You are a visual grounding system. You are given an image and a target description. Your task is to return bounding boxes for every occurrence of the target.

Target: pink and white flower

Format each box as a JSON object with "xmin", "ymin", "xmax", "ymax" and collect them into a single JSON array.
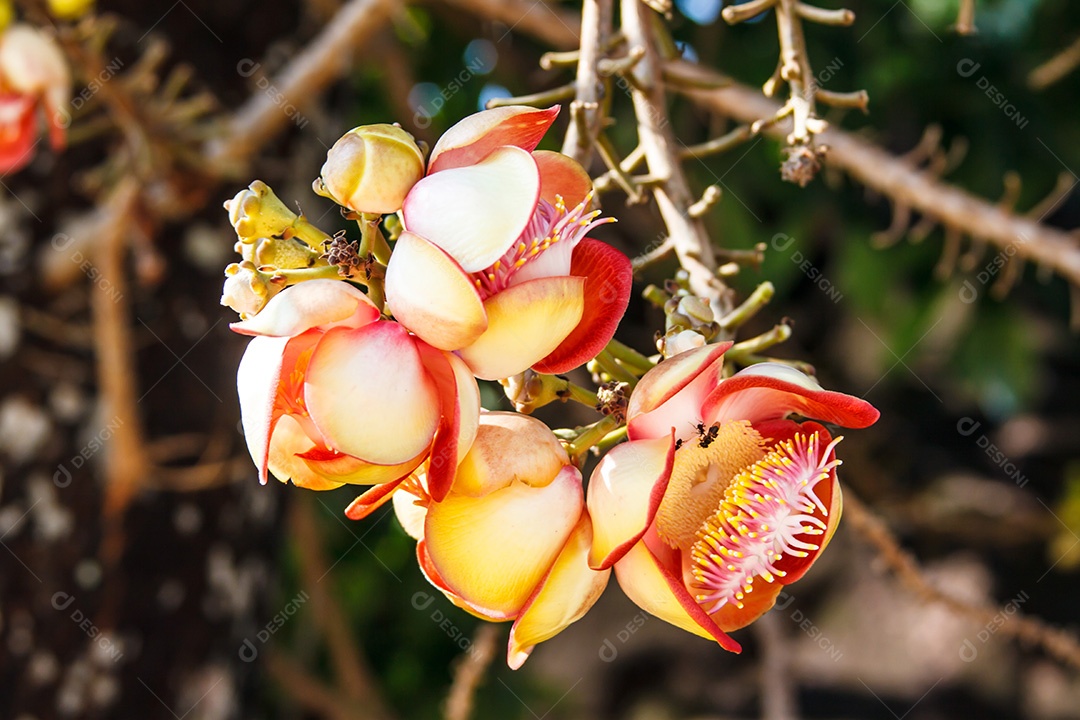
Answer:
[
  {"xmin": 384, "ymin": 105, "xmax": 632, "ymax": 380},
  {"xmin": 387, "ymin": 412, "xmax": 609, "ymax": 669},
  {"xmin": 586, "ymin": 343, "xmax": 879, "ymax": 651},
  {"xmin": 0, "ymin": 24, "xmax": 69, "ymax": 173},
  {"xmin": 232, "ymin": 279, "xmax": 479, "ymax": 501}
]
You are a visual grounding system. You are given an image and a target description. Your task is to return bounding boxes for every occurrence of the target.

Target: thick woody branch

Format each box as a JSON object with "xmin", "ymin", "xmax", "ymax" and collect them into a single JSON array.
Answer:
[
  {"xmin": 684, "ymin": 75, "xmax": 1080, "ymax": 287},
  {"xmin": 205, "ymin": 0, "xmax": 395, "ymax": 172},
  {"xmin": 620, "ymin": 0, "xmax": 726, "ymax": 307},
  {"xmin": 561, "ymin": 0, "xmax": 611, "ymax": 164}
]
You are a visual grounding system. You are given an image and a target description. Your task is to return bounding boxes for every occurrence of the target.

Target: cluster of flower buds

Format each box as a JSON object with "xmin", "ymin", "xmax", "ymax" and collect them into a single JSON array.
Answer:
[{"xmin": 222, "ymin": 106, "xmax": 878, "ymax": 668}]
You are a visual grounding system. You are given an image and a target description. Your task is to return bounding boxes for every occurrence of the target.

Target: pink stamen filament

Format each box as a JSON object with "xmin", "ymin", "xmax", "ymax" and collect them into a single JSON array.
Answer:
[
  {"xmin": 471, "ymin": 192, "xmax": 613, "ymax": 297},
  {"xmin": 690, "ymin": 432, "xmax": 843, "ymax": 612}
]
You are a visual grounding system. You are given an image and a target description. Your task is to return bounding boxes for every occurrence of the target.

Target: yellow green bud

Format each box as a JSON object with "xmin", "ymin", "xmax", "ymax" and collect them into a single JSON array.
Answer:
[
  {"xmin": 224, "ymin": 181, "xmax": 299, "ymax": 244},
  {"xmin": 313, "ymin": 124, "xmax": 425, "ymax": 215}
]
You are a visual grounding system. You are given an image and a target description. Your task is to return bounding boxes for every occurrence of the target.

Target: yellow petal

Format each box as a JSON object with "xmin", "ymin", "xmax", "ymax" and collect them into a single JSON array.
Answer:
[
  {"xmin": 304, "ymin": 323, "xmax": 439, "ymax": 464},
  {"xmin": 586, "ymin": 435, "xmax": 674, "ymax": 570},
  {"xmin": 385, "ymin": 232, "xmax": 487, "ymax": 351},
  {"xmin": 425, "ymin": 465, "xmax": 583, "ymax": 618},
  {"xmin": 508, "ymin": 514, "xmax": 610, "ymax": 669},
  {"xmin": 266, "ymin": 414, "xmax": 344, "ymax": 491},
  {"xmin": 458, "ymin": 276, "xmax": 585, "ymax": 381},
  {"xmin": 453, "ymin": 412, "xmax": 569, "ymax": 497}
]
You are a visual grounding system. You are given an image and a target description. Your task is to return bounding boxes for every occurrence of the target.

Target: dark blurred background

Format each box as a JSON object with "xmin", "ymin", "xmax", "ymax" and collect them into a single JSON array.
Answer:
[{"xmin": 1, "ymin": 0, "xmax": 1079, "ymax": 717}]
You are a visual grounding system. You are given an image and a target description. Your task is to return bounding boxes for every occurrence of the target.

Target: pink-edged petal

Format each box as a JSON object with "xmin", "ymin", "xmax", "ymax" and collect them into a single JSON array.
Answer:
[
  {"xmin": 417, "ymin": 540, "xmax": 510, "ymax": 621},
  {"xmin": 587, "ymin": 435, "xmax": 674, "ymax": 570},
  {"xmin": 264, "ymin": 414, "xmax": 344, "ymax": 491},
  {"xmin": 508, "ymin": 514, "xmax": 611, "ymax": 669},
  {"xmin": 453, "ymin": 412, "xmax": 569, "ymax": 498},
  {"xmin": 402, "ymin": 146, "xmax": 540, "ymax": 273},
  {"xmin": 305, "ymin": 322, "xmax": 440, "ymax": 464},
  {"xmin": 416, "ymin": 343, "xmax": 481, "ymax": 502},
  {"xmin": 425, "ymin": 465, "xmax": 584, "ymax": 618},
  {"xmin": 533, "ymin": 150, "xmax": 593, "ymax": 208},
  {"xmin": 345, "ymin": 476, "xmax": 411, "ymax": 521},
  {"xmin": 614, "ymin": 534, "xmax": 741, "ymax": 653},
  {"xmin": 237, "ymin": 335, "xmax": 291, "ymax": 484},
  {"xmin": 458, "ymin": 276, "xmax": 584, "ymax": 380},
  {"xmin": 532, "ymin": 239, "xmax": 632, "ymax": 374},
  {"xmin": 230, "ymin": 279, "xmax": 379, "ymax": 338},
  {"xmin": 702, "ymin": 362, "xmax": 879, "ymax": 429},
  {"xmin": 385, "ymin": 232, "xmax": 487, "ymax": 351},
  {"xmin": 427, "ymin": 105, "xmax": 560, "ymax": 173},
  {"xmin": 626, "ymin": 343, "xmax": 732, "ymax": 441},
  {"xmin": 297, "ymin": 444, "xmax": 424, "ymax": 487}
]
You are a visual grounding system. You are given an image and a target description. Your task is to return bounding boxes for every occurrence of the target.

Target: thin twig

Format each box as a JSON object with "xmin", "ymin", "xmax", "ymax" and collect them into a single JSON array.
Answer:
[
  {"xmin": 291, "ymin": 497, "xmax": 396, "ymax": 719},
  {"xmin": 754, "ymin": 612, "xmax": 798, "ymax": 720},
  {"xmin": 687, "ymin": 78, "xmax": 1080, "ymax": 288},
  {"xmin": 1030, "ymin": 34, "xmax": 1080, "ymax": 90},
  {"xmin": 845, "ymin": 492, "xmax": 1080, "ymax": 672},
  {"xmin": 444, "ymin": 623, "xmax": 499, "ymax": 720},
  {"xmin": 561, "ymin": 0, "xmax": 611, "ymax": 164}
]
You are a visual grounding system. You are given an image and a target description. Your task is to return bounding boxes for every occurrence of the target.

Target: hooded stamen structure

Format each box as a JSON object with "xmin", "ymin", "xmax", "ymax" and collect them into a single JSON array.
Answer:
[
  {"xmin": 690, "ymin": 432, "xmax": 843, "ymax": 612},
  {"xmin": 472, "ymin": 191, "xmax": 613, "ymax": 297}
]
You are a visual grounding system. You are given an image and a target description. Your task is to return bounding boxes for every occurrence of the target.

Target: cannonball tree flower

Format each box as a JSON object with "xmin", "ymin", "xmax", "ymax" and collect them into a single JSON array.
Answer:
[
  {"xmin": 378, "ymin": 411, "xmax": 609, "ymax": 669},
  {"xmin": 586, "ymin": 343, "xmax": 878, "ymax": 652},
  {"xmin": 0, "ymin": 23, "xmax": 69, "ymax": 173},
  {"xmin": 384, "ymin": 105, "xmax": 632, "ymax": 380},
  {"xmin": 232, "ymin": 279, "xmax": 479, "ymax": 501}
]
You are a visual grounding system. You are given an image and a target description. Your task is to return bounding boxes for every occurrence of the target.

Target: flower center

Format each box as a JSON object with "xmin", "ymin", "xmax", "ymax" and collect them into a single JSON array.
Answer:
[
  {"xmin": 471, "ymin": 192, "xmax": 612, "ymax": 297},
  {"xmin": 689, "ymin": 432, "xmax": 842, "ymax": 613},
  {"xmin": 653, "ymin": 420, "xmax": 767, "ymax": 548}
]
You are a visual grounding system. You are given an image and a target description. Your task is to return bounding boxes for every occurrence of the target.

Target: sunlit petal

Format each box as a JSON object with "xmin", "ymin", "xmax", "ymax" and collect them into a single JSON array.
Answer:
[
  {"xmin": 427, "ymin": 105, "xmax": 559, "ymax": 173},
  {"xmin": 402, "ymin": 146, "xmax": 540, "ymax": 273},
  {"xmin": 231, "ymin": 279, "xmax": 379, "ymax": 338}
]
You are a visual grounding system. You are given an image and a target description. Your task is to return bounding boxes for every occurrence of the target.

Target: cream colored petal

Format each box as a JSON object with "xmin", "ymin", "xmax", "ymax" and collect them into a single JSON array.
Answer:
[
  {"xmin": 626, "ymin": 342, "xmax": 731, "ymax": 442},
  {"xmin": 508, "ymin": 514, "xmax": 611, "ymax": 669},
  {"xmin": 453, "ymin": 412, "xmax": 569, "ymax": 497},
  {"xmin": 385, "ymin": 232, "xmax": 487, "ymax": 351},
  {"xmin": 427, "ymin": 105, "xmax": 559, "ymax": 172},
  {"xmin": 401, "ymin": 146, "xmax": 539, "ymax": 273},
  {"xmin": 231, "ymin": 279, "xmax": 379, "ymax": 338},
  {"xmin": 304, "ymin": 322, "xmax": 440, "ymax": 464},
  {"xmin": 237, "ymin": 335, "xmax": 291, "ymax": 483},
  {"xmin": 586, "ymin": 436, "xmax": 674, "ymax": 570},
  {"xmin": 392, "ymin": 485, "xmax": 428, "ymax": 541},
  {"xmin": 457, "ymin": 276, "xmax": 584, "ymax": 381},
  {"xmin": 425, "ymin": 465, "xmax": 583, "ymax": 618}
]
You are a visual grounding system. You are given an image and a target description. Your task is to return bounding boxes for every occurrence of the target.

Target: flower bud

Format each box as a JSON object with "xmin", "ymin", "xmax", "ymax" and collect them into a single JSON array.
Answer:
[
  {"xmin": 313, "ymin": 124, "xmax": 424, "ymax": 215},
  {"xmin": 47, "ymin": 0, "xmax": 95, "ymax": 20},
  {"xmin": 238, "ymin": 236, "xmax": 325, "ymax": 270},
  {"xmin": 224, "ymin": 181, "xmax": 298, "ymax": 244},
  {"xmin": 221, "ymin": 262, "xmax": 280, "ymax": 318}
]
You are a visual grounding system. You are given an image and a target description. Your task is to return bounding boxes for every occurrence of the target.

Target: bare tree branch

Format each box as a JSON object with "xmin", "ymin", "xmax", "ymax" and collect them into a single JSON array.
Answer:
[{"xmin": 681, "ymin": 71, "xmax": 1080, "ymax": 287}]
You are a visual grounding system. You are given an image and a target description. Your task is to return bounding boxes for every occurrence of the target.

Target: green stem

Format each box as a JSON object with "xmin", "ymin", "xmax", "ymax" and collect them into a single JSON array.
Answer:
[
  {"xmin": 717, "ymin": 281, "xmax": 775, "ymax": 332},
  {"xmin": 595, "ymin": 425, "xmax": 628, "ymax": 453},
  {"xmin": 359, "ymin": 214, "xmax": 392, "ymax": 265},
  {"xmin": 726, "ymin": 322, "xmax": 792, "ymax": 359},
  {"xmin": 567, "ymin": 415, "xmax": 622, "ymax": 459},
  {"xmin": 604, "ymin": 338, "xmax": 655, "ymax": 374},
  {"xmin": 594, "ymin": 349, "xmax": 639, "ymax": 385},
  {"xmin": 292, "ymin": 217, "xmax": 332, "ymax": 248},
  {"xmin": 272, "ymin": 265, "xmax": 351, "ymax": 284}
]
